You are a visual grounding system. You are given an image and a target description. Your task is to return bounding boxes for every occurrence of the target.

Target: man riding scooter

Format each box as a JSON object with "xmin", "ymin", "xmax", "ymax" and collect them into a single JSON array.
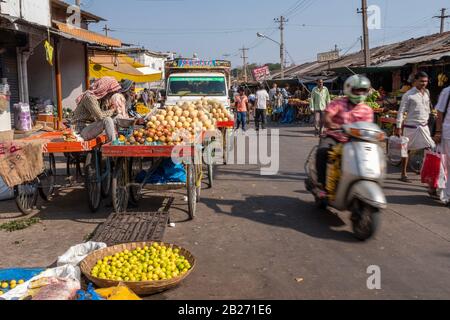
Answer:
[
  {"xmin": 315, "ymin": 75, "xmax": 375, "ymax": 196},
  {"xmin": 306, "ymin": 74, "xmax": 387, "ymax": 240}
]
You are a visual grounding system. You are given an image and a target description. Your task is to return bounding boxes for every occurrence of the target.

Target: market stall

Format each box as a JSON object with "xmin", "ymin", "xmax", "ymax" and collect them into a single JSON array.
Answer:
[
  {"xmin": 101, "ymin": 99, "xmax": 233, "ymax": 217},
  {"xmin": 289, "ymin": 98, "xmax": 312, "ymax": 123}
]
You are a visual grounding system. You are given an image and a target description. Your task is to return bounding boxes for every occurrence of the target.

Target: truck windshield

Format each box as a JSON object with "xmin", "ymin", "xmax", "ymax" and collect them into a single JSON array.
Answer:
[{"xmin": 168, "ymin": 77, "xmax": 227, "ymax": 96}]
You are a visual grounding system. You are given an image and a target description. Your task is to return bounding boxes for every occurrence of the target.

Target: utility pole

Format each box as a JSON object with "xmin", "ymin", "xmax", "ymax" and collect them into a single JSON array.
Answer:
[
  {"xmin": 75, "ymin": 0, "xmax": 81, "ymax": 6},
  {"xmin": 275, "ymin": 16, "xmax": 287, "ymax": 79},
  {"xmin": 239, "ymin": 47, "xmax": 249, "ymax": 83},
  {"xmin": 360, "ymin": 36, "xmax": 363, "ymax": 51},
  {"xmin": 103, "ymin": 25, "xmax": 113, "ymax": 37},
  {"xmin": 357, "ymin": 0, "xmax": 371, "ymax": 67},
  {"xmin": 434, "ymin": 8, "xmax": 450, "ymax": 34}
]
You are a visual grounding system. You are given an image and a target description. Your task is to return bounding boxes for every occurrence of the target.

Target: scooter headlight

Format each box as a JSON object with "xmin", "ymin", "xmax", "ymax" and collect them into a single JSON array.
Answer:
[{"xmin": 349, "ymin": 128, "xmax": 385, "ymax": 143}]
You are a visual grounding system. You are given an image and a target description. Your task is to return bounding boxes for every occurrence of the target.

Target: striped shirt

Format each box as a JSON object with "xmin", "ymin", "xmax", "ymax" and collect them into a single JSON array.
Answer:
[{"xmin": 72, "ymin": 92, "xmax": 115, "ymax": 133}]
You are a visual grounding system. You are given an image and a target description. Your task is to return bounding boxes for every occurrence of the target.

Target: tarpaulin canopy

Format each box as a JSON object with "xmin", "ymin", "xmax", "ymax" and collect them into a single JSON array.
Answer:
[{"xmin": 89, "ymin": 53, "xmax": 163, "ymax": 83}]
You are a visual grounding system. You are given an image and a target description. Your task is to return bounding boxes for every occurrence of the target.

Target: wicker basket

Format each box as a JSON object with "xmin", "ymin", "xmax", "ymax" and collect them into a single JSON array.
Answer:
[{"xmin": 80, "ymin": 242, "xmax": 196, "ymax": 296}]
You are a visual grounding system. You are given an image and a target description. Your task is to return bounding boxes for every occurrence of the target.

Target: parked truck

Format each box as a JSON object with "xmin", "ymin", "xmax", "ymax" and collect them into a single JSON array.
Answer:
[{"xmin": 164, "ymin": 59, "xmax": 232, "ymax": 108}]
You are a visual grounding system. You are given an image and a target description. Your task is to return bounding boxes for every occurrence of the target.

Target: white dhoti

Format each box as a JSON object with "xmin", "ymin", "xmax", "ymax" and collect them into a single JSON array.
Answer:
[
  {"xmin": 440, "ymin": 140, "xmax": 450, "ymax": 204},
  {"xmin": 403, "ymin": 125, "xmax": 436, "ymax": 151}
]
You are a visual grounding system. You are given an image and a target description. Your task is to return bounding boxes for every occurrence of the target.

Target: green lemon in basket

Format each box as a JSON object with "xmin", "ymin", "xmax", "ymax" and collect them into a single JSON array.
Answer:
[
  {"xmin": 124, "ymin": 277, "xmax": 130, "ymax": 282},
  {"xmin": 1, "ymin": 282, "xmax": 8, "ymax": 289},
  {"xmin": 144, "ymin": 246, "xmax": 149, "ymax": 251}
]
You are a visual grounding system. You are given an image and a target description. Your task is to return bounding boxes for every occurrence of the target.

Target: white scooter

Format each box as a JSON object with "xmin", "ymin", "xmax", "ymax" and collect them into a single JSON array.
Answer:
[{"xmin": 305, "ymin": 122, "xmax": 387, "ymax": 241}]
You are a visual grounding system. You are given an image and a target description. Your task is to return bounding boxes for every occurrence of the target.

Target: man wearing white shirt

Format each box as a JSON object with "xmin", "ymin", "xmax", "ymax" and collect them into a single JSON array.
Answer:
[
  {"xmin": 255, "ymin": 84, "xmax": 270, "ymax": 131},
  {"xmin": 432, "ymin": 85, "xmax": 450, "ymax": 204},
  {"xmin": 396, "ymin": 72, "xmax": 435, "ymax": 183}
]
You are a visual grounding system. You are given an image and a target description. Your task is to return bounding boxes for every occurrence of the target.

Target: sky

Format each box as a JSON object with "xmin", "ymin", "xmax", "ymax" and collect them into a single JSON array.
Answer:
[{"xmin": 73, "ymin": 0, "xmax": 450, "ymax": 67}]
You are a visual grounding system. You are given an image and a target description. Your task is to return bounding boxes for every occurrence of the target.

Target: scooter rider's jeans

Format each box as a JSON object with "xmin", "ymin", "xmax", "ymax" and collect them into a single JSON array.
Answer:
[{"xmin": 316, "ymin": 137, "xmax": 338, "ymax": 187}]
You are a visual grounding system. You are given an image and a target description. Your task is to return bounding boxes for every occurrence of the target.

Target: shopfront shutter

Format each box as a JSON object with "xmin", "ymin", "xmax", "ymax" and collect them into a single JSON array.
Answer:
[{"xmin": 0, "ymin": 48, "xmax": 20, "ymax": 127}]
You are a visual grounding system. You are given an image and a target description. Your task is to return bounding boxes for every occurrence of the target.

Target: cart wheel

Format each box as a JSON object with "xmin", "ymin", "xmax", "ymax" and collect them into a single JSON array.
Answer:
[
  {"xmin": 38, "ymin": 154, "xmax": 56, "ymax": 201},
  {"xmin": 15, "ymin": 180, "xmax": 39, "ymax": 216},
  {"xmin": 129, "ymin": 158, "xmax": 143, "ymax": 206},
  {"xmin": 85, "ymin": 152, "xmax": 102, "ymax": 213},
  {"xmin": 112, "ymin": 158, "xmax": 130, "ymax": 213},
  {"xmin": 186, "ymin": 164, "xmax": 197, "ymax": 220},
  {"xmin": 100, "ymin": 155, "xmax": 112, "ymax": 199}
]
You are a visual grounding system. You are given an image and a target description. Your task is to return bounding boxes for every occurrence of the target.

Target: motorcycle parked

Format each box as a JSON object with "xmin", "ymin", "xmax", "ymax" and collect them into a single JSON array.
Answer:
[{"xmin": 305, "ymin": 122, "xmax": 388, "ymax": 241}]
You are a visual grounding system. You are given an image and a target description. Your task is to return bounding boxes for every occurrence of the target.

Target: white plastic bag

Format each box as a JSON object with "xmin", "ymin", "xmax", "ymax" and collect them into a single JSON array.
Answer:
[
  {"xmin": 57, "ymin": 241, "xmax": 107, "ymax": 267},
  {"xmin": 1, "ymin": 265, "xmax": 80, "ymax": 300},
  {"xmin": 388, "ymin": 136, "xmax": 409, "ymax": 159}
]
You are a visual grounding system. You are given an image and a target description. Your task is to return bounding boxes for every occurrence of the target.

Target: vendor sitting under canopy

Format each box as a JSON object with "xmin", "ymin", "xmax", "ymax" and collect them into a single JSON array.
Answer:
[{"xmin": 72, "ymin": 77, "xmax": 122, "ymax": 142}]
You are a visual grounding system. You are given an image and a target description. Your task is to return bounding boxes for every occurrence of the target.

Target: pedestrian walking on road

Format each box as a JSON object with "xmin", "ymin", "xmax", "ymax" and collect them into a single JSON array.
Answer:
[
  {"xmin": 396, "ymin": 72, "xmax": 436, "ymax": 183},
  {"xmin": 432, "ymin": 85, "xmax": 450, "ymax": 204},
  {"xmin": 272, "ymin": 89, "xmax": 284, "ymax": 122},
  {"xmin": 235, "ymin": 88, "xmax": 249, "ymax": 132},
  {"xmin": 269, "ymin": 83, "xmax": 278, "ymax": 102},
  {"xmin": 255, "ymin": 84, "xmax": 270, "ymax": 131},
  {"xmin": 248, "ymin": 90, "xmax": 256, "ymax": 125},
  {"xmin": 310, "ymin": 79, "xmax": 331, "ymax": 136}
]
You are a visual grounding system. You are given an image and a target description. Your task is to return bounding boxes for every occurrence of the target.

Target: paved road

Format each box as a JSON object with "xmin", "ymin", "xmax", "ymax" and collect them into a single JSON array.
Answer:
[{"xmin": 1, "ymin": 125, "xmax": 450, "ymax": 299}]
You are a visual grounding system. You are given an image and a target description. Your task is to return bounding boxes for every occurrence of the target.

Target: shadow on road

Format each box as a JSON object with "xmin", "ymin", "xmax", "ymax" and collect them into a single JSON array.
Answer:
[
  {"xmin": 202, "ymin": 195, "xmax": 357, "ymax": 243},
  {"xmin": 217, "ymin": 168, "xmax": 306, "ymax": 182},
  {"xmin": 386, "ymin": 194, "xmax": 441, "ymax": 207}
]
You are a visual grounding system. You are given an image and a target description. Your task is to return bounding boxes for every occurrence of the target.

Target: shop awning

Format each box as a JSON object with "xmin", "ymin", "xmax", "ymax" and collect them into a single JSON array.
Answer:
[
  {"xmin": 54, "ymin": 21, "xmax": 122, "ymax": 47},
  {"xmin": 89, "ymin": 53, "xmax": 163, "ymax": 83},
  {"xmin": 376, "ymin": 51, "xmax": 450, "ymax": 68}
]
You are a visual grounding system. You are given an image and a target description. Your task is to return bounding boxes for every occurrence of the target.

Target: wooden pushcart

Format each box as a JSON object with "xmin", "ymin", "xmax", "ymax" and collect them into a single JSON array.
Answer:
[
  {"xmin": 102, "ymin": 143, "xmax": 203, "ymax": 220},
  {"xmin": 15, "ymin": 131, "xmax": 111, "ymax": 215}
]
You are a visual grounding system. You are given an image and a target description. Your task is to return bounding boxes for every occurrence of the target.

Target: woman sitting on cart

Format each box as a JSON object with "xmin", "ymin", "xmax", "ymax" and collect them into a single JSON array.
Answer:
[{"xmin": 72, "ymin": 77, "xmax": 122, "ymax": 142}]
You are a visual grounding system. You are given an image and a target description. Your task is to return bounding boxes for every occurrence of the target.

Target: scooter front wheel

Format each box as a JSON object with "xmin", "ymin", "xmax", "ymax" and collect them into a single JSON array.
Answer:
[{"xmin": 351, "ymin": 200, "xmax": 380, "ymax": 241}]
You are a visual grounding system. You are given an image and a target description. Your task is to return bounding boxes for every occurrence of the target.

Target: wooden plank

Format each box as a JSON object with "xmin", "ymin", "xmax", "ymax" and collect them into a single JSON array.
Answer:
[
  {"xmin": 102, "ymin": 143, "xmax": 194, "ymax": 158},
  {"xmin": 217, "ymin": 121, "xmax": 235, "ymax": 128}
]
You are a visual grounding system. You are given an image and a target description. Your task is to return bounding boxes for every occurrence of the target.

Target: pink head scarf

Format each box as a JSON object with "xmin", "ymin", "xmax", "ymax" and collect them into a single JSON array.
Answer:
[{"xmin": 76, "ymin": 77, "xmax": 121, "ymax": 105}]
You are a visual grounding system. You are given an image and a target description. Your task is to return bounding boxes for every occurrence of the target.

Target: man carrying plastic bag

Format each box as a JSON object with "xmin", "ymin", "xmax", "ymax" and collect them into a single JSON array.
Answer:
[{"xmin": 433, "ymin": 84, "xmax": 450, "ymax": 205}]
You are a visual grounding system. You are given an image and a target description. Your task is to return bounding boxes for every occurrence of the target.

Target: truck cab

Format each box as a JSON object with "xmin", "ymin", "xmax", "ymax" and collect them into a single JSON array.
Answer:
[{"xmin": 165, "ymin": 59, "xmax": 231, "ymax": 108}]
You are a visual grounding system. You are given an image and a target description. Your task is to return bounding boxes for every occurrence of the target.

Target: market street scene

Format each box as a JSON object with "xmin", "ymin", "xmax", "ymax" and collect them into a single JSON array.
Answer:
[{"xmin": 1, "ymin": 0, "xmax": 450, "ymax": 301}]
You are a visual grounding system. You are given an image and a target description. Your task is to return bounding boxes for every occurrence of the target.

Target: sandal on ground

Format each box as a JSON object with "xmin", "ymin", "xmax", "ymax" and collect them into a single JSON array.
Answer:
[{"xmin": 400, "ymin": 176, "xmax": 413, "ymax": 183}]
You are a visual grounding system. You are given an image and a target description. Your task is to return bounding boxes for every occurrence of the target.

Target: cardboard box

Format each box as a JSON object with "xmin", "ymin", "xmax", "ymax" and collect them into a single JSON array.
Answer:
[
  {"xmin": 38, "ymin": 114, "xmax": 55, "ymax": 123},
  {"xmin": 0, "ymin": 130, "xmax": 13, "ymax": 142}
]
